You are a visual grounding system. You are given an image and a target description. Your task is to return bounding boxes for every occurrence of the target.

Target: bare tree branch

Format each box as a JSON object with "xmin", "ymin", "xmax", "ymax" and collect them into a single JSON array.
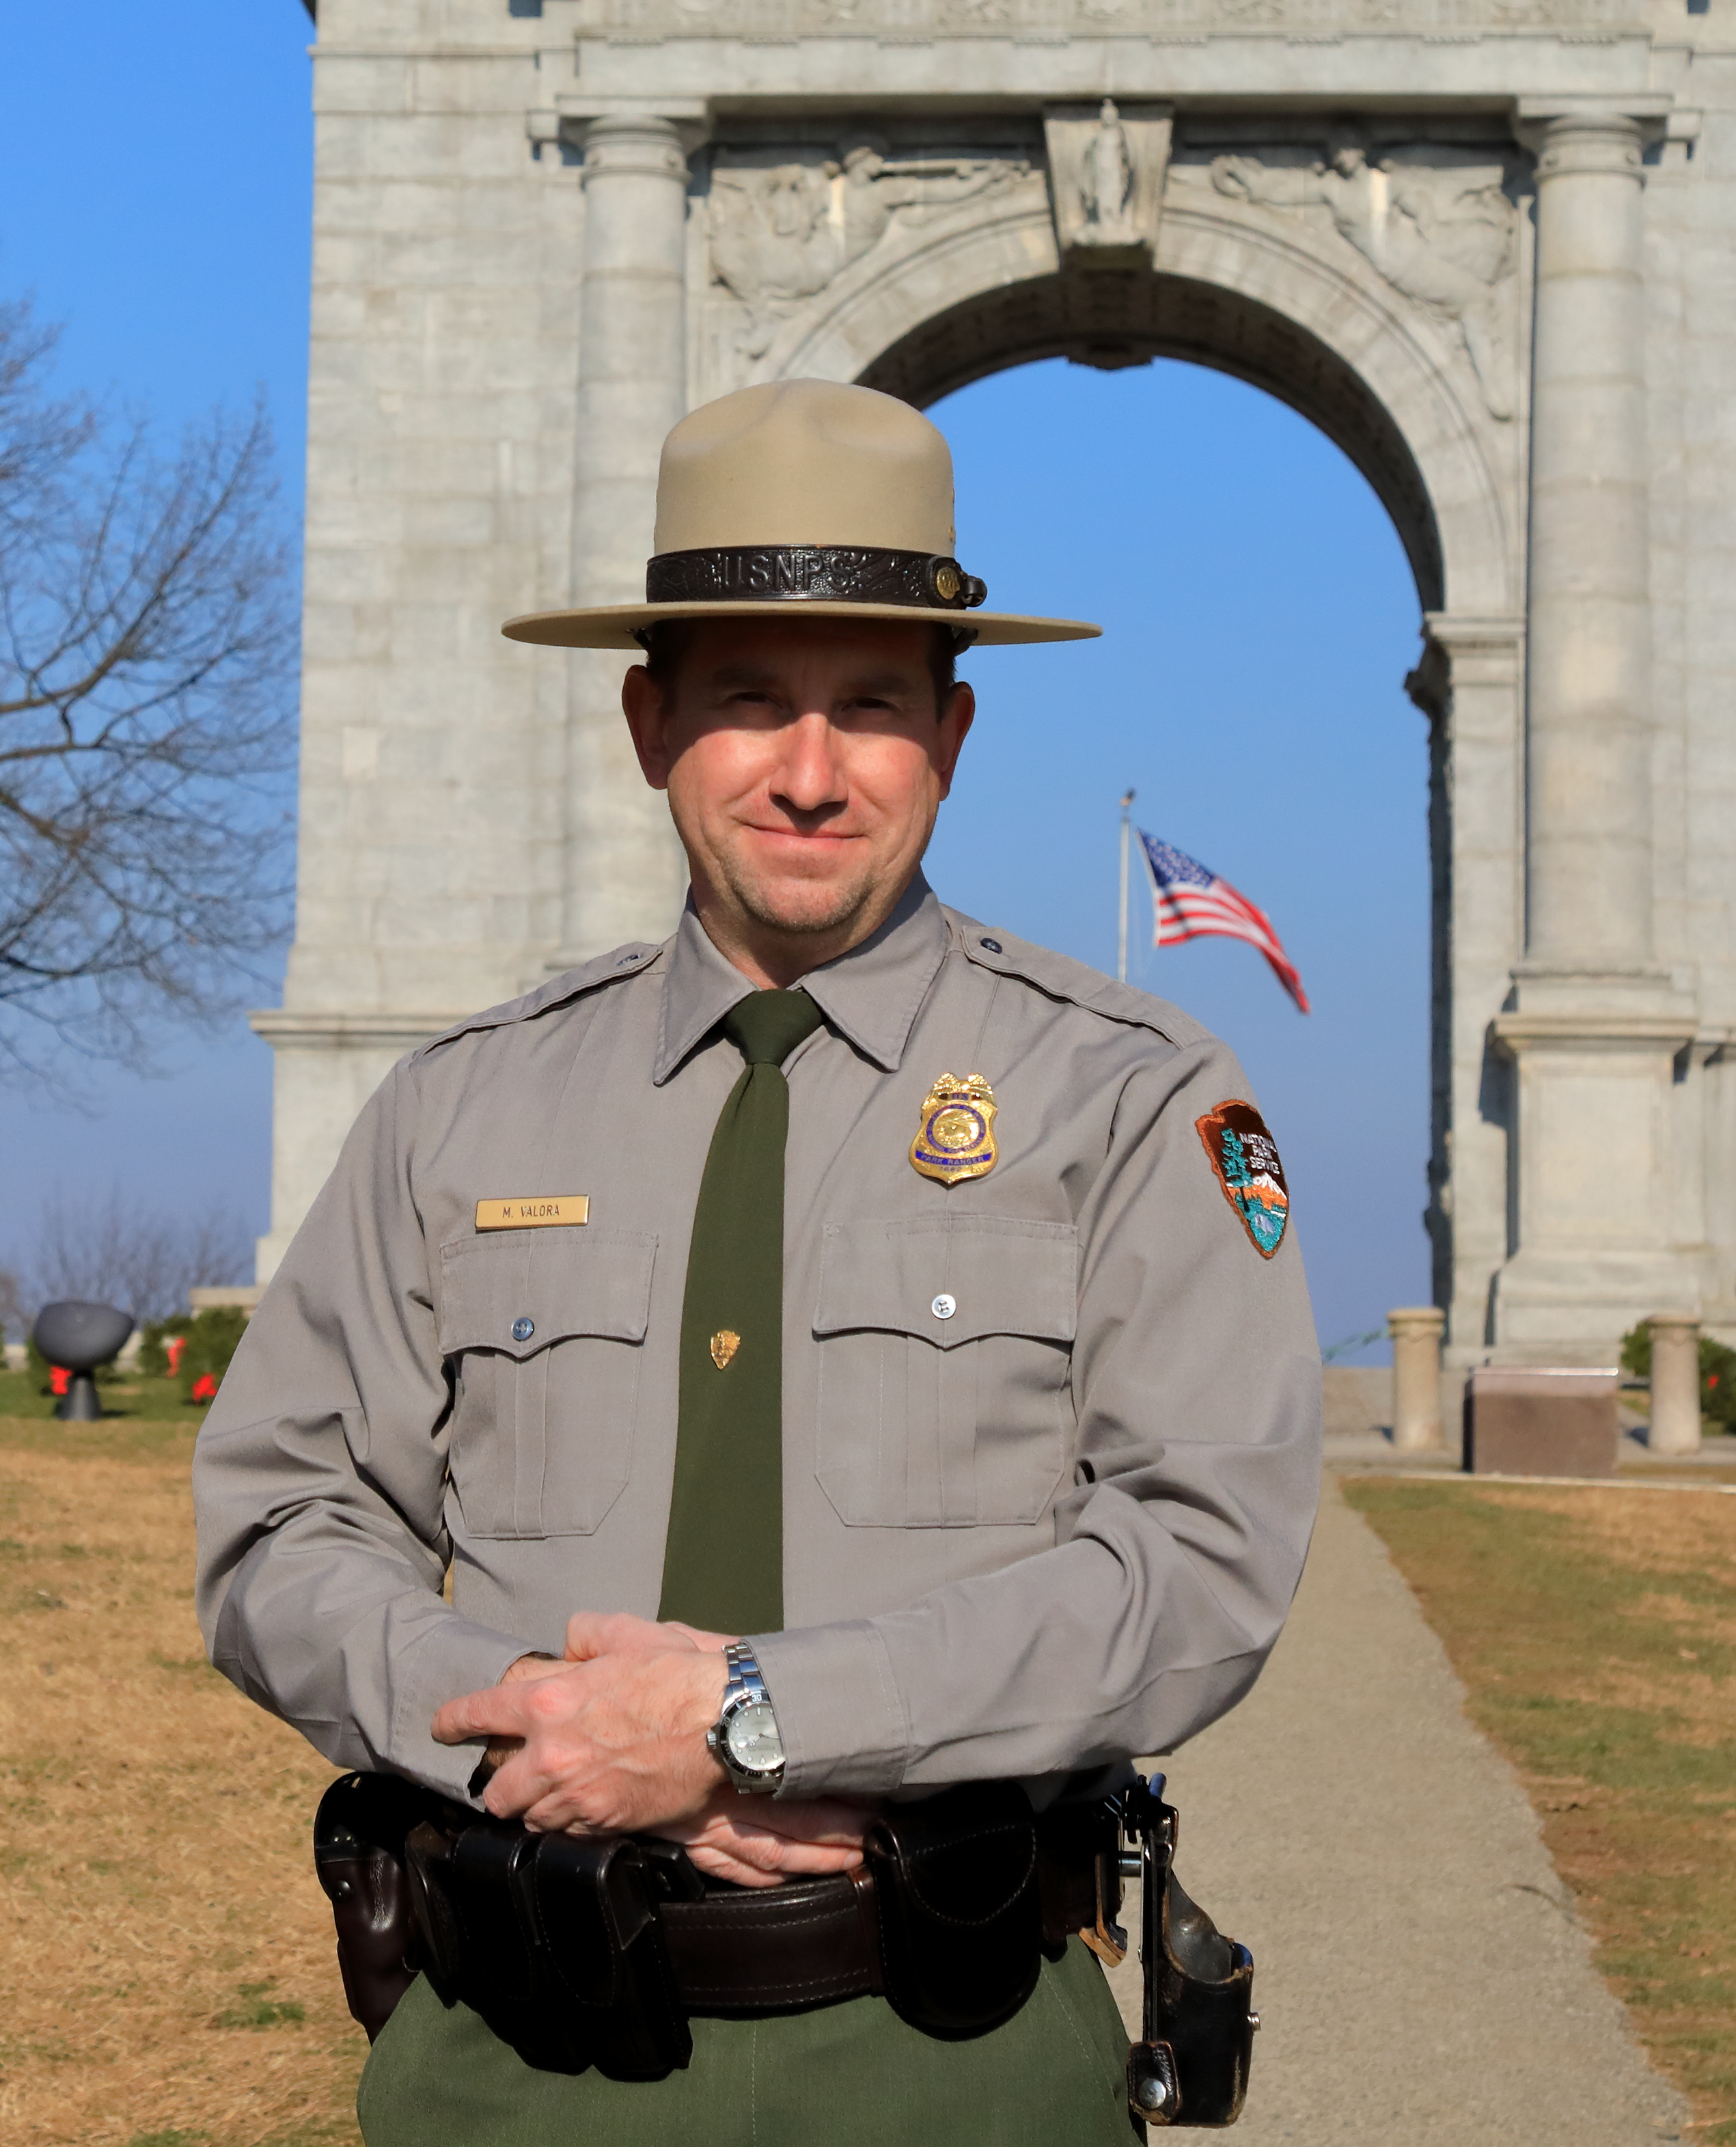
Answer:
[
  {"xmin": 0, "ymin": 301, "xmax": 93, "ymax": 504},
  {"xmin": 8, "ymin": 1188, "xmax": 254, "ymax": 1324},
  {"xmin": 0, "ymin": 295, "xmax": 297, "ymax": 1081}
]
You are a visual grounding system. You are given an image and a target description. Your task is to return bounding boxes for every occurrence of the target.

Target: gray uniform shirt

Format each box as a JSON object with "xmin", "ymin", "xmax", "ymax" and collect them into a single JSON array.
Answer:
[{"xmin": 193, "ymin": 877, "xmax": 1322, "ymax": 1807}]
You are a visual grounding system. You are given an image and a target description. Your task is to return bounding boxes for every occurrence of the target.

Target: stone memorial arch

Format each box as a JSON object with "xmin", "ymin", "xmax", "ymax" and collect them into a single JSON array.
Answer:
[{"xmin": 262, "ymin": 0, "xmax": 1736, "ymax": 1373}]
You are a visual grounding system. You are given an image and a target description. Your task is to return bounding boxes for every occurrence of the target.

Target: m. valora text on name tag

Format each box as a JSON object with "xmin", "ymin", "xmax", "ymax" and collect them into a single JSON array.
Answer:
[{"xmin": 473, "ymin": 1196, "xmax": 590, "ymax": 1231}]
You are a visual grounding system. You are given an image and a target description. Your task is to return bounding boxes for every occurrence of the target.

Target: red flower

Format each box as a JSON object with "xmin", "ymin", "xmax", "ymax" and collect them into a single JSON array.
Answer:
[
  {"xmin": 190, "ymin": 1373, "xmax": 219, "ymax": 1404},
  {"xmin": 165, "ymin": 1336, "xmax": 186, "ymax": 1376},
  {"xmin": 49, "ymin": 1366, "xmax": 70, "ymax": 1396}
]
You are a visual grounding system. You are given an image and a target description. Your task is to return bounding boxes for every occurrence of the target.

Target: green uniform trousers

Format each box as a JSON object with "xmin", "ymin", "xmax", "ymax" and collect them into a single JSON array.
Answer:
[{"xmin": 357, "ymin": 1939, "xmax": 1131, "ymax": 2146}]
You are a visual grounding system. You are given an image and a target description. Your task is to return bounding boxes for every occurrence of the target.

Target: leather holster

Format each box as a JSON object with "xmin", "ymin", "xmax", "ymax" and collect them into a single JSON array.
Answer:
[
  {"xmin": 1122, "ymin": 1775, "xmax": 1258, "ymax": 2130},
  {"xmin": 313, "ymin": 1770, "xmax": 437, "ymax": 2042}
]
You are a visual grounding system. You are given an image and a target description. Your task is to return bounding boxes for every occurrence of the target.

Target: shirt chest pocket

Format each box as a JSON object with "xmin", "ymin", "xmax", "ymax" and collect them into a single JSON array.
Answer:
[
  {"xmin": 812, "ymin": 1217, "xmax": 1077, "ymax": 1529},
  {"xmin": 437, "ymin": 1230, "xmax": 657, "ymax": 1539}
]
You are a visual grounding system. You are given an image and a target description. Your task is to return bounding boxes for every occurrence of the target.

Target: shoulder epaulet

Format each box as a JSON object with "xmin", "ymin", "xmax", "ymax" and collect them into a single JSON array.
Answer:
[
  {"xmin": 943, "ymin": 909, "xmax": 1213, "ymax": 1051},
  {"xmin": 411, "ymin": 941, "xmax": 663, "ymax": 1062}
]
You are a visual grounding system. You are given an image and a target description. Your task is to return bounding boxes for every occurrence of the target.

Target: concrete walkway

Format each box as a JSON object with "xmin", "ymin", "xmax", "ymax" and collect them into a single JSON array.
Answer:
[{"xmin": 1103, "ymin": 1477, "xmax": 1686, "ymax": 2144}]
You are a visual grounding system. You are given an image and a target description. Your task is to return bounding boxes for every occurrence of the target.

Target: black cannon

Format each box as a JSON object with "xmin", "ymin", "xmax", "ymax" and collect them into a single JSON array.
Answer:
[{"xmin": 32, "ymin": 1300, "xmax": 134, "ymax": 1423}]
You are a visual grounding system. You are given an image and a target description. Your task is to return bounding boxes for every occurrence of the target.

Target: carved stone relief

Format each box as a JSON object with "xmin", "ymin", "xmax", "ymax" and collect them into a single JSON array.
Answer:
[
  {"xmin": 1044, "ymin": 101, "xmax": 1172, "ymax": 260},
  {"xmin": 707, "ymin": 142, "xmax": 1031, "ymax": 361},
  {"xmin": 1175, "ymin": 135, "xmax": 1520, "ymax": 420}
]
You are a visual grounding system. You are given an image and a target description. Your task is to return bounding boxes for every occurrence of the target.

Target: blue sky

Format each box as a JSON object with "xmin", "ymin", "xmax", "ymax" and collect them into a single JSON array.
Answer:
[{"xmin": 0, "ymin": 3, "xmax": 1429, "ymax": 1356}]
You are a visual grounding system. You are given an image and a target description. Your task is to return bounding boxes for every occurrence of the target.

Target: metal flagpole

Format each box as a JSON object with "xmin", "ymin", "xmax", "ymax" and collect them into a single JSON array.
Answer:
[{"xmin": 1117, "ymin": 789, "xmax": 1135, "ymax": 983}]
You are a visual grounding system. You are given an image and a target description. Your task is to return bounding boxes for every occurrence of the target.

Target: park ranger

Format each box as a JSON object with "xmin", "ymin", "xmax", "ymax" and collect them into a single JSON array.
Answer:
[{"xmin": 193, "ymin": 379, "xmax": 1321, "ymax": 2144}]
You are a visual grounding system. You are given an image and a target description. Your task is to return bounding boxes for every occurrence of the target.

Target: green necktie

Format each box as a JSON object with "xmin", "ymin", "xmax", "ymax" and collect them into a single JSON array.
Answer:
[{"xmin": 658, "ymin": 987, "xmax": 826, "ymax": 1637}]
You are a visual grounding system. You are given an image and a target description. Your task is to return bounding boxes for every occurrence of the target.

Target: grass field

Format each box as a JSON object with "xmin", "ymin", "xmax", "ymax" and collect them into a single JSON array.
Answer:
[
  {"xmin": 1347, "ymin": 1476, "xmax": 1736, "ymax": 2142},
  {"xmin": 0, "ymin": 1365, "xmax": 212, "ymax": 1425},
  {"xmin": 0, "ymin": 1406, "xmax": 360, "ymax": 2147},
  {"xmin": 7, "ymin": 1382, "xmax": 1735, "ymax": 2144}
]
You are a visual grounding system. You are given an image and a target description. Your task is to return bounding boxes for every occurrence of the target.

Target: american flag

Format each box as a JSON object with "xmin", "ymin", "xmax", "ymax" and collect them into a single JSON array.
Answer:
[{"xmin": 1138, "ymin": 832, "xmax": 1310, "ymax": 1013}]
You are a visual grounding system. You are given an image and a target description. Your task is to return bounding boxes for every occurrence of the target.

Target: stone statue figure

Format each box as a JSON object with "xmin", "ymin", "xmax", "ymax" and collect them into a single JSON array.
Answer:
[
  {"xmin": 1044, "ymin": 99, "xmax": 1171, "ymax": 260},
  {"xmin": 837, "ymin": 146, "xmax": 1022, "ymax": 264},
  {"xmin": 1081, "ymin": 100, "xmax": 1135, "ymax": 241},
  {"xmin": 710, "ymin": 144, "xmax": 1028, "ymax": 357},
  {"xmin": 1209, "ymin": 138, "xmax": 1518, "ymax": 419}
]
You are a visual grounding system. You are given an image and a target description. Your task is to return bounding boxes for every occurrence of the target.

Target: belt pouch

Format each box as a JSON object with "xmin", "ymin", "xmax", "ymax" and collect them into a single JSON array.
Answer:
[
  {"xmin": 399, "ymin": 1820, "xmax": 590, "ymax": 2074},
  {"xmin": 314, "ymin": 1772, "xmax": 431, "ymax": 2042},
  {"xmin": 404, "ymin": 1819, "xmax": 467, "ymax": 1991},
  {"xmin": 445, "ymin": 1822, "xmax": 603, "ymax": 2075},
  {"xmin": 448, "ymin": 1824, "xmax": 542, "ymax": 2007},
  {"xmin": 864, "ymin": 1781, "xmax": 1042, "ymax": 2038},
  {"xmin": 533, "ymin": 1832, "xmax": 693, "ymax": 2079},
  {"xmin": 1035, "ymin": 1797, "xmax": 1125, "ymax": 1958}
]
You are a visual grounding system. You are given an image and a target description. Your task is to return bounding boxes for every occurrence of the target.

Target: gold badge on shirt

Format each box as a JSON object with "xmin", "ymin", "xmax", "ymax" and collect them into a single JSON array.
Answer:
[{"xmin": 909, "ymin": 1072, "xmax": 999, "ymax": 1186}]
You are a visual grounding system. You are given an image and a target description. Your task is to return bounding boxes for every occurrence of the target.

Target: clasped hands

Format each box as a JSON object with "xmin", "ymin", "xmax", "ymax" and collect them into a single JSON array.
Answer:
[{"xmin": 430, "ymin": 1612, "xmax": 868, "ymax": 1890}]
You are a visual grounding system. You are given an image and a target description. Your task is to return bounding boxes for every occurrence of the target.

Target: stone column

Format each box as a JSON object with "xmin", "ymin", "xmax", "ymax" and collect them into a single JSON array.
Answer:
[
  {"xmin": 1522, "ymin": 109, "xmax": 1652, "ymax": 972},
  {"xmin": 1388, "ymin": 1308, "xmax": 1446, "ymax": 1453},
  {"xmin": 1409, "ymin": 615, "xmax": 1526, "ymax": 1370},
  {"xmin": 1492, "ymin": 104, "xmax": 1696, "ymax": 1363},
  {"xmin": 1647, "ymin": 1313, "xmax": 1702, "ymax": 1455},
  {"xmin": 556, "ymin": 113, "xmax": 693, "ymax": 968}
]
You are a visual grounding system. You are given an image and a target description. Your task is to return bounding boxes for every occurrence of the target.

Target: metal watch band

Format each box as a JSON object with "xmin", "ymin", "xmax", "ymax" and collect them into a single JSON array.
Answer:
[{"xmin": 721, "ymin": 1639, "xmax": 766, "ymax": 1694}]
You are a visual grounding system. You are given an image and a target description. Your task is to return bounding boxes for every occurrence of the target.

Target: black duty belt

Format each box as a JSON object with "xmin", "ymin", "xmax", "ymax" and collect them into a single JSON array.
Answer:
[
  {"xmin": 314, "ymin": 1772, "xmax": 1258, "ymax": 2129},
  {"xmin": 661, "ymin": 1867, "xmax": 881, "ymax": 2010}
]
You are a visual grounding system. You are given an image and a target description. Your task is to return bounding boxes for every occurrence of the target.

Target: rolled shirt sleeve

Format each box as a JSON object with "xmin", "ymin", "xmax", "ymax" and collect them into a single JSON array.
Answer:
[
  {"xmin": 193, "ymin": 1062, "xmax": 528, "ymax": 1800},
  {"xmin": 752, "ymin": 1035, "xmax": 1323, "ymax": 1801}
]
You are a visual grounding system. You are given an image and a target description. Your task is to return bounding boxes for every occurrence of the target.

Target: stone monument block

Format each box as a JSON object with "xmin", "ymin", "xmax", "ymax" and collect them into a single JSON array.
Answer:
[{"xmin": 1463, "ymin": 1368, "xmax": 1619, "ymax": 1479}]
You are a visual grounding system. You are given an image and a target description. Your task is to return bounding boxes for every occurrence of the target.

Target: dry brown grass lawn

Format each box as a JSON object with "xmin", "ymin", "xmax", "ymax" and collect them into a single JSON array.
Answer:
[
  {"xmin": 13, "ymin": 1399, "xmax": 1736, "ymax": 2145},
  {"xmin": 1346, "ymin": 1477, "xmax": 1736, "ymax": 2144},
  {"xmin": 0, "ymin": 1412, "xmax": 361, "ymax": 2147}
]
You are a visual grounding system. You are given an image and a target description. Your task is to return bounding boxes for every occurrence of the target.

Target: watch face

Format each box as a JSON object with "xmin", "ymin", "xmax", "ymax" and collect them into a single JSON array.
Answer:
[{"xmin": 725, "ymin": 1698, "xmax": 784, "ymax": 1774}]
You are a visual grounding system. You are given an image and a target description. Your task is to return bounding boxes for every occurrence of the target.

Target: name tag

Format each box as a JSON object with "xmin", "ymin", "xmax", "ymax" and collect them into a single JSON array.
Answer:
[{"xmin": 474, "ymin": 1196, "xmax": 590, "ymax": 1231}]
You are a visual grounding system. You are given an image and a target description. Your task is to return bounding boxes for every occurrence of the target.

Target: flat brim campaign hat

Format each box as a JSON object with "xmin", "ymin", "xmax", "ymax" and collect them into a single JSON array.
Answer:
[{"xmin": 501, "ymin": 379, "xmax": 1101, "ymax": 651}]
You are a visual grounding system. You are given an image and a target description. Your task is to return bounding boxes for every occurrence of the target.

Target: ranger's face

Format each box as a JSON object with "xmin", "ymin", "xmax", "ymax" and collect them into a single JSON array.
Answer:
[{"xmin": 622, "ymin": 615, "xmax": 974, "ymax": 962}]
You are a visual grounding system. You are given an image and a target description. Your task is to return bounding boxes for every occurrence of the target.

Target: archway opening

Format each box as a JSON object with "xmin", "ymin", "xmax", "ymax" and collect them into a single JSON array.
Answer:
[
  {"xmin": 909, "ymin": 353, "xmax": 1430, "ymax": 1367},
  {"xmin": 861, "ymin": 264, "xmax": 1445, "ymax": 612}
]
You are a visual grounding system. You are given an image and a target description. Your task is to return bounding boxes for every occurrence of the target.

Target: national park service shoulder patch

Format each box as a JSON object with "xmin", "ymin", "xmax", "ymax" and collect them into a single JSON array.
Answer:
[{"xmin": 1196, "ymin": 1100, "xmax": 1289, "ymax": 1259}]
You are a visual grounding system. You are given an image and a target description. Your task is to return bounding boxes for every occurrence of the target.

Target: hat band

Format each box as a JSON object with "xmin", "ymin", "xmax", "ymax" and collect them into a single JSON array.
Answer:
[{"xmin": 645, "ymin": 545, "xmax": 988, "ymax": 613}]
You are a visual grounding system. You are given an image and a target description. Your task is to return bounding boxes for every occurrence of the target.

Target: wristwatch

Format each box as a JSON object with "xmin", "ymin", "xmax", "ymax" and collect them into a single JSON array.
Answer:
[{"xmin": 706, "ymin": 1641, "xmax": 786, "ymax": 1794}]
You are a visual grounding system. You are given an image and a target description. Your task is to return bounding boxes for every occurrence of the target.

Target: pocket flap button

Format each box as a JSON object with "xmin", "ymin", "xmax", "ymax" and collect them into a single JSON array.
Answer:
[
  {"xmin": 931, "ymin": 1294, "xmax": 957, "ymax": 1321},
  {"xmin": 511, "ymin": 1316, "xmax": 535, "ymax": 1342}
]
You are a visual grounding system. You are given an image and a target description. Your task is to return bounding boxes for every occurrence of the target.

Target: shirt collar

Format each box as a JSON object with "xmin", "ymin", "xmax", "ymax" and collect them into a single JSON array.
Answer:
[{"xmin": 653, "ymin": 873, "xmax": 949, "ymax": 1084}]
